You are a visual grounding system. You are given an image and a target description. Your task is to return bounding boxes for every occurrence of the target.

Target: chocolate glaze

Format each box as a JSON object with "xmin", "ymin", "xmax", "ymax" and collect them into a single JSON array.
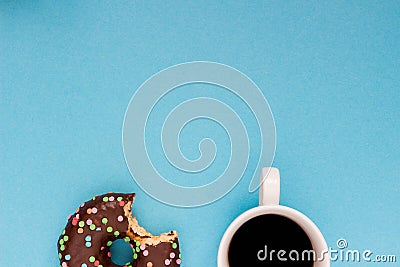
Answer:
[{"xmin": 58, "ymin": 193, "xmax": 181, "ymax": 267}]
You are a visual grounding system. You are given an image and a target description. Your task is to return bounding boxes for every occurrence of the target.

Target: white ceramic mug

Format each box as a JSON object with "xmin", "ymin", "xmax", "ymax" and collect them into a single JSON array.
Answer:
[{"xmin": 218, "ymin": 167, "xmax": 330, "ymax": 267}]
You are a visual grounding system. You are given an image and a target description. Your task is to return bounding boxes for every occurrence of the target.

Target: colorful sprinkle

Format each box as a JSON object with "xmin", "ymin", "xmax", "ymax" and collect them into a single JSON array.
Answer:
[
  {"xmin": 170, "ymin": 252, "xmax": 175, "ymax": 258},
  {"xmin": 59, "ymin": 239, "xmax": 64, "ymax": 245},
  {"xmin": 119, "ymin": 201, "xmax": 125, "ymax": 206},
  {"xmin": 109, "ymin": 196, "xmax": 115, "ymax": 201},
  {"xmin": 91, "ymin": 208, "xmax": 97, "ymax": 214},
  {"xmin": 136, "ymin": 246, "xmax": 140, "ymax": 252},
  {"xmin": 117, "ymin": 215, "xmax": 123, "ymax": 222},
  {"xmin": 60, "ymin": 245, "xmax": 65, "ymax": 251},
  {"xmin": 86, "ymin": 241, "xmax": 92, "ymax": 248},
  {"xmin": 85, "ymin": 235, "xmax": 91, "ymax": 242},
  {"xmin": 101, "ymin": 218, "xmax": 108, "ymax": 224},
  {"xmin": 172, "ymin": 242, "xmax": 177, "ymax": 249},
  {"xmin": 87, "ymin": 208, "xmax": 92, "ymax": 214},
  {"xmin": 146, "ymin": 262, "xmax": 153, "ymax": 267},
  {"xmin": 94, "ymin": 260, "xmax": 100, "ymax": 266},
  {"xmin": 117, "ymin": 197, "xmax": 123, "ymax": 201},
  {"xmin": 63, "ymin": 235, "xmax": 69, "ymax": 242},
  {"xmin": 77, "ymin": 228, "xmax": 84, "ymax": 234},
  {"xmin": 107, "ymin": 241, "xmax": 113, "ymax": 246},
  {"xmin": 143, "ymin": 250, "xmax": 149, "ymax": 256},
  {"xmin": 176, "ymin": 258, "xmax": 181, "ymax": 264},
  {"xmin": 140, "ymin": 244, "xmax": 146, "ymax": 250},
  {"xmin": 86, "ymin": 219, "xmax": 93, "ymax": 225},
  {"xmin": 78, "ymin": 221, "xmax": 85, "ymax": 227},
  {"xmin": 62, "ymin": 262, "xmax": 67, "ymax": 267},
  {"xmin": 65, "ymin": 254, "xmax": 71, "ymax": 261},
  {"xmin": 89, "ymin": 256, "xmax": 95, "ymax": 262},
  {"xmin": 165, "ymin": 259, "xmax": 171, "ymax": 266},
  {"xmin": 103, "ymin": 196, "xmax": 109, "ymax": 202},
  {"xmin": 81, "ymin": 264, "xmax": 87, "ymax": 267},
  {"xmin": 114, "ymin": 231, "xmax": 120, "ymax": 237},
  {"xmin": 89, "ymin": 224, "xmax": 96, "ymax": 231},
  {"xmin": 106, "ymin": 226, "xmax": 113, "ymax": 232},
  {"xmin": 133, "ymin": 253, "xmax": 138, "ymax": 260}
]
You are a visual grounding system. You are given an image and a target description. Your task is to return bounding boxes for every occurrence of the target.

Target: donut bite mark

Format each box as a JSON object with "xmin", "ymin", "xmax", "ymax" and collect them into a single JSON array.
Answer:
[{"xmin": 58, "ymin": 193, "xmax": 181, "ymax": 267}]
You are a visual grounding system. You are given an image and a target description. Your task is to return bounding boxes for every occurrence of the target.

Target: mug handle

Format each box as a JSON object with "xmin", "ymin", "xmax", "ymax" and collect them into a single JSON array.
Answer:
[{"xmin": 259, "ymin": 167, "xmax": 280, "ymax": 206}]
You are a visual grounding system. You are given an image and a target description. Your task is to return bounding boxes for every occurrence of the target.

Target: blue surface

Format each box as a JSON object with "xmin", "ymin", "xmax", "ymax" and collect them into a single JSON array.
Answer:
[{"xmin": 1, "ymin": 1, "xmax": 399, "ymax": 266}]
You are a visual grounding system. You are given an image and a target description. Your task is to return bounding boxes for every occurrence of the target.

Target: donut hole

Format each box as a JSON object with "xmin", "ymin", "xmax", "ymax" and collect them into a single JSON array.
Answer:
[{"xmin": 110, "ymin": 239, "xmax": 134, "ymax": 266}]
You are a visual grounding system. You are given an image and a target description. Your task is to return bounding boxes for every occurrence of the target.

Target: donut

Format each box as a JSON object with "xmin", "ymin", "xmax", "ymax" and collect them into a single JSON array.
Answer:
[{"xmin": 58, "ymin": 193, "xmax": 182, "ymax": 267}]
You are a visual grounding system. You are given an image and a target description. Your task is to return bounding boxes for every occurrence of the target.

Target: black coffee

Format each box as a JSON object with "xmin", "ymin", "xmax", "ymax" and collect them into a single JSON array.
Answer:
[{"xmin": 228, "ymin": 214, "xmax": 314, "ymax": 267}]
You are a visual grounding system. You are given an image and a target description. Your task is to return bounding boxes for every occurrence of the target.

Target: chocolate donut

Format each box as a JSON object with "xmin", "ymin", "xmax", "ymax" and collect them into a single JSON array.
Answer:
[{"xmin": 58, "ymin": 193, "xmax": 181, "ymax": 267}]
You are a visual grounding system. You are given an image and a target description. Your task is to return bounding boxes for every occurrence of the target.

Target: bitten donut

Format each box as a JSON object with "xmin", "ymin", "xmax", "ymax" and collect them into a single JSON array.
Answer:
[{"xmin": 58, "ymin": 193, "xmax": 182, "ymax": 267}]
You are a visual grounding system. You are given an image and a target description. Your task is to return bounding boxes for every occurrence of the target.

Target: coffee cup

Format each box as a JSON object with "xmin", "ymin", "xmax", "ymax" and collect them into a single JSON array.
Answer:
[{"xmin": 218, "ymin": 167, "xmax": 330, "ymax": 266}]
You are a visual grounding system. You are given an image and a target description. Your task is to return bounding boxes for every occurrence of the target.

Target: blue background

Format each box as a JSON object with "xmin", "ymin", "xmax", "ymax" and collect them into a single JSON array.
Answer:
[{"xmin": 1, "ymin": 1, "xmax": 399, "ymax": 266}]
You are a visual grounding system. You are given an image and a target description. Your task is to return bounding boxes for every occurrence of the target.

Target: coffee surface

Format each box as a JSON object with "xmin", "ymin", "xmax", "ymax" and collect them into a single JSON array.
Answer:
[{"xmin": 228, "ymin": 214, "xmax": 314, "ymax": 267}]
